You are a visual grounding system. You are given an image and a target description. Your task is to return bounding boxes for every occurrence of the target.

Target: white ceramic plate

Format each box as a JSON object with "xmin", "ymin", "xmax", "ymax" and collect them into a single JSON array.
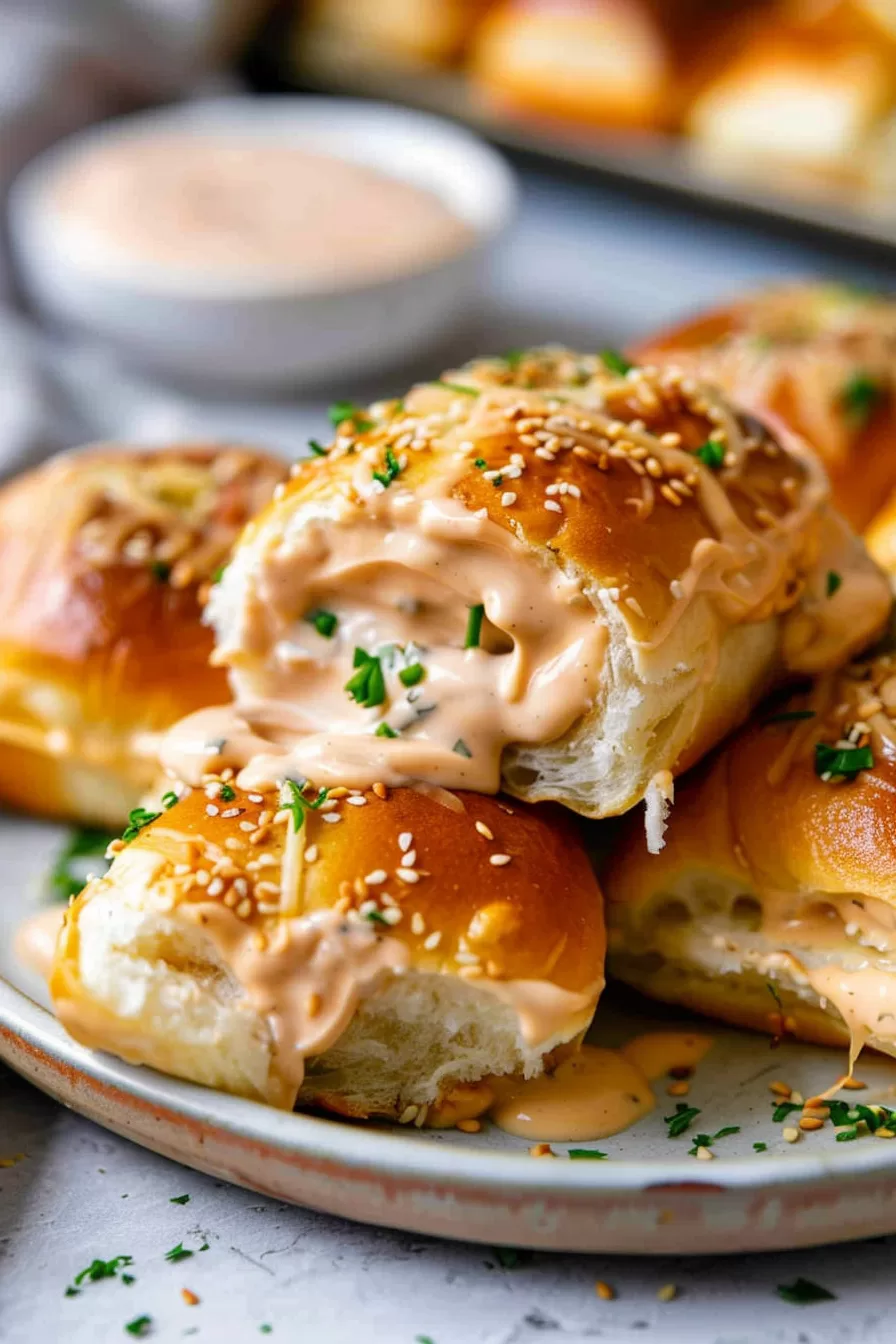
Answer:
[{"xmin": 5, "ymin": 813, "xmax": 896, "ymax": 1255}]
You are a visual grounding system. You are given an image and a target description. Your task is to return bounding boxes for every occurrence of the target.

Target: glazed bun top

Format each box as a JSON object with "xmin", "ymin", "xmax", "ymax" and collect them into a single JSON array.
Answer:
[
  {"xmin": 53, "ymin": 776, "xmax": 605, "ymax": 1106},
  {"xmin": 632, "ymin": 282, "xmax": 896, "ymax": 530},
  {"xmin": 161, "ymin": 346, "xmax": 888, "ymax": 825},
  {"xmin": 0, "ymin": 442, "xmax": 285, "ymax": 721}
]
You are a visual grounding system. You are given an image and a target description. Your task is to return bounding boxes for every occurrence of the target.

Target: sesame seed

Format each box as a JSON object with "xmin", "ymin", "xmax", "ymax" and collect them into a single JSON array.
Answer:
[
  {"xmin": 365, "ymin": 869, "xmax": 387, "ymax": 885},
  {"xmin": 489, "ymin": 853, "xmax": 512, "ymax": 867},
  {"xmin": 239, "ymin": 820, "xmax": 255, "ymax": 832},
  {"xmin": 195, "ymin": 870, "xmax": 210, "ymax": 887},
  {"xmin": 206, "ymin": 803, "xmax": 220, "ymax": 817},
  {"xmin": 423, "ymin": 931, "xmax": 442, "ymax": 950},
  {"xmin": 399, "ymin": 832, "xmax": 413, "ymax": 851},
  {"xmin": 221, "ymin": 807, "xmax": 241, "ymax": 819},
  {"xmin": 396, "ymin": 867, "xmax": 420, "ymax": 884},
  {"xmin": 544, "ymin": 500, "xmax": 562, "ymax": 513},
  {"xmin": 403, "ymin": 849, "xmax": 417, "ymax": 867},
  {"xmin": 174, "ymin": 863, "xmax": 191, "ymax": 876},
  {"xmin": 345, "ymin": 795, "xmax": 367, "ymax": 807},
  {"xmin": 304, "ymin": 845, "xmax": 319, "ymax": 862},
  {"xmin": 501, "ymin": 492, "xmax": 517, "ymax": 507},
  {"xmin": 321, "ymin": 812, "xmax": 341, "ymax": 824},
  {"xmin": 207, "ymin": 877, "xmax": 224, "ymax": 897},
  {"xmin": 382, "ymin": 907, "xmax": 402, "ymax": 925},
  {"xmin": 248, "ymin": 793, "xmax": 264, "ymax": 803},
  {"xmin": 475, "ymin": 820, "xmax": 494, "ymax": 839},
  {"xmin": 411, "ymin": 912, "xmax": 425, "ymax": 935},
  {"xmin": 399, "ymin": 1105, "xmax": 419, "ymax": 1124}
]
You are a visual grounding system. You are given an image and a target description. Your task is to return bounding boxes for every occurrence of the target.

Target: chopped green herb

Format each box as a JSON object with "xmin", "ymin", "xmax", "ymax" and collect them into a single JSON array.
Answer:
[
  {"xmin": 841, "ymin": 370, "xmax": 883, "ymax": 427},
  {"xmin": 688, "ymin": 1134, "xmax": 714, "ymax": 1155},
  {"xmin": 161, "ymin": 791, "xmax": 178, "ymax": 810},
  {"xmin": 815, "ymin": 741, "xmax": 874, "ymax": 781},
  {"xmin": 776, "ymin": 1278, "xmax": 836, "ymax": 1306},
  {"xmin": 399, "ymin": 663, "xmax": 425, "ymax": 687},
  {"xmin": 764, "ymin": 709, "xmax": 815, "ymax": 726},
  {"xmin": 835, "ymin": 1126, "xmax": 859, "ymax": 1142},
  {"xmin": 260, "ymin": 1330, "xmax": 273, "ymax": 1337},
  {"xmin": 372, "ymin": 447, "xmax": 403, "ymax": 489},
  {"xmin": 365, "ymin": 910, "xmax": 389, "ymax": 926},
  {"xmin": 48, "ymin": 827, "xmax": 114, "ymax": 900},
  {"xmin": 211, "ymin": 564, "xmax": 226, "ymax": 584},
  {"xmin": 474, "ymin": 458, "xmax": 487, "ymax": 469},
  {"xmin": 149, "ymin": 561, "xmax": 171, "ymax": 583},
  {"xmin": 504, "ymin": 349, "xmax": 525, "ymax": 370},
  {"xmin": 164, "ymin": 1243, "xmax": 192, "ymax": 1264},
  {"xmin": 199, "ymin": 1244, "xmax": 209, "ymax": 1253},
  {"xmin": 345, "ymin": 649, "xmax": 387, "ymax": 708},
  {"xmin": 714, "ymin": 1126, "xmax": 741, "ymax": 1139},
  {"xmin": 375, "ymin": 723, "xmax": 398, "ymax": 738},
  {"xmin": 306, "ymin": 608, "xmax": 338, "ymax": 638},
  {"xmin": 600, "ymin": 348, "xmax": 632, "ymax": 376},
  {"xmin": 219, "ymin": 783, "xmax": 235, "ymax": 803},
  {"xmin": 308, "ymin": 439, "xmax": 328, "ymax": 457},
  {"xmin": 280, "ymin": 779, "xmax": 329, "ymax": 832},
  {"xmin": 328, "ymin": 401, "xmax": 374, "ymax": 432},
  {"xmin": 453, "ymin": 739, "xmax": 472, "ymax": 759},
  {"xmin": 767, "ymin": 981, "xmax": 783, "ymax": 1010},
  {"xmin": 753, "ymin": 1142, "xmax": 768, "ymax": 1153},
  {"xmin": 465, "ymin": 603, "xmax": 485, "ymax": 649},
  {"xmin": 414, "ymin": 1337, "xmax": 434, "ymax": 1344},
  {"xmin": 434, "ymin": 379, "xmax": 479, "ymax": 396},
  {"xmin": 826, "ymin": 570, "xmax": 842, "ymax": 598},
  {"xmin": 169, "ymin": 1194, "xmax": 190, "ymax": 1205},
  {"xmin": 664, "ymin": 1103, "xmax": 701, "ymax": 1138},
  {"xmin": 696, "ymin": 440, "xmax": 726, "ymax": 469},
  {"xmin": 125, "ymin": 1317, "xmax": 152, "ymax": 1338},
  {"xmin": 491, "ymin": 474, "xmax": 504, "ymax": 488},
  {"xmin": 568, "ymin": 1149, "xmax": 607, "ymax": 1160},
  {"xmin": 827, "ymin": 1100, "xmax": 853, "ymax": 1127},
  {"xmin": 772, "ymin": 1101, "xmax": 802, "ymax": 1123},
  {"xmin": 854, "ymin": 1104, "xmax": 882, "ymax": 1132},
  {"xmin": 68, "ymin": 1255, "xmax": 134, "ymax": 1296},
  {"xmin": 121, "ymin": 1274, "xmax": 135, "ymax": 1286},
  {"xmin": 121, "ymin": 808, "xmax": 160, "ymax": 844},
  {"xmin": 493, "ymin": 1247, "xmax": 520, "ymax": 1269}
]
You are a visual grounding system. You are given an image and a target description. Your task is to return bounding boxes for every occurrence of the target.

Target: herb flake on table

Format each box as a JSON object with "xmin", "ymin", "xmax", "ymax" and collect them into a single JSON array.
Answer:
[
  {"xmin": 169, "ymin": 1194, "xmax": 190, "ymax": 1205},
  {"xmin": 124, "ymin": 1316, "xmax": 153, "ymax": 1337},
  {"xmin": 688, "ymin": 1126, "xmax": 740, "ymax": 1156},
  {"xmin": 66, "ymin": 1255, "xmax": 134, "ymax": 1296},
  {"xmin": 771, "ymin": 1101, "xmax": 802, "ymax": 1123},
  {"xmin": 568, "ymin": 1149, "xmax": 607, "ymax": 1160},
  {"xmin": 164, "ymin": 1243, "xmax": 193, "ymax": 1264},
  {"xmin": 776, "ymin": 1278, "xmax": 836, "ymax": 1305}
]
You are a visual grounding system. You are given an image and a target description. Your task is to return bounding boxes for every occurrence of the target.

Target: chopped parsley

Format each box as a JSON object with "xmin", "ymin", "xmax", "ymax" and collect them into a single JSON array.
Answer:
[
  {"xmin": 372, "ymin": 447, "xmax": 403, "ymax": 489},
  {"xmin": 121, "ymin": 1274, "xmax": 135, "ymax": 1286},
  {"xmin": 345, "ymin": 648, "xmax": 387, "ymax": 708},
  {"xmin": 164, "ymin": 1243, "xmax": 192, "ymax": 1264},
  {"xmin": 67, "ymin": 1255, "xmax": 134, "ymax": 1295},
  {"xmin": 219, "ymin": 783, "xmax": 235, "ymax": 802},
  {"xmin": 504, "ymin": 349, "xmax": 525, "ymax": 370},
  {"xmin": 771, "ymin": 1101, "xmax": 802, "ymax": 1123},
  {"xmin": 753, "ymin": 1142, "xmax": 768, "ymax": 1153},
  {"xmin": 399, "ymin": 663, "xmax": 425, "ymax": 687},
  {"xmin": 121, "ymin": 807, "xmax": 161, "ymax": 845},
  {"xmin": 688, "ymin": 1126, "xmax": 740, "ymax": 1156},
  {"xmin": 161, "ymin": 791, "xmax": 178, "ymax": 809},
  {"xmin": 453, "ymin": 738, "xmax": 472, "ymax": 758},
  {"xmin": 776, "ymin": 1278, "xmax": 836, "ymax": 1305},
  {"xmin": 826, "ymin": 570, "xmax": 842, "ymax": 598},
  {"xmin": 375, "ymin": 722, "xmax": 398, "ymax": 738},
  {"xmin": 308, "ymin": 439, "xmax": 328, "ymax": 457},
  {"xmin": 364, "ymin": 910, "xmax": 389, "ymax": 926},
  {"xmin": 169, "ymin": 1194, "xmax": 190, "ymax": 1205},
  {"xmin": 600, "ymin": 348, "xmax": 632, "ymax": 376},
  {"xmin": 48, "ymin": 827, "xmax": 114, "ymax": 900},
  {"xmin": 280, "ymin": 779, "xmax": 329, "ymax": 832},
  {"xmin": 464, "ymin": 603, "xmax": 485, "ymax": 649},
  {"xmin": 491, "ymin": 474, "xmax": 504, "ymax": 488},
  {"xmin": 306, "ymin": 608, "xmax": 338, "ymax": 638},
  {"xmin": 814, "ymin": 741, "xmax": 874, "ymax": 781},
  {"xmin": 568, "ymin": 1148, "xmax": 607, "ymax": 1160},
  {"xmin": 149, "ymin": 561, "xmax": 171, "ymax": 583},
  {"xmin": 328, "ymin": 401, "xmax": 374, "ymax": 432},
  {"xmin": 696, "ymin": 440, "xmax": 726, "ymax": 469},
  {"xmin": 433, "ymin": 379, "xmax": 479, "ymax": 396},
  {"xmin": 125, "ymin": 1316, "xmax": 153, "ymax": 1337},
  {"xmin": 763, "ymin": 709, "xmax": 815, "ymax": 727},
  {"xmin": 474, "ymin": 458, "xmax": 487, "ymax": 469},
  {"xmin": 212, "ymin": 563, "xmax": 227, "ymax": 584},
  {"xmin": 664, "ymin": 1103, "xmax": 701, "ymax": 1138},
  {"xmin": 841, "ymin": 370, "xmax": 883, "ymax": 428}
]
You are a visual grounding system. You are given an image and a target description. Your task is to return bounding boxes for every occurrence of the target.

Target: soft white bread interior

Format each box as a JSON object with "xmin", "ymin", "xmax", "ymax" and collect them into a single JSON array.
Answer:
[
  {"xmin": 51, "ymin": 777, "xmax": 604, "ymax": 1120},
  {"xmin": 194, "ymin": 348, "xmax": 890, "ymax": 837},
  {"xmin": 604, "ymin": 651, "xmax": 896, "ymax": 1058}
]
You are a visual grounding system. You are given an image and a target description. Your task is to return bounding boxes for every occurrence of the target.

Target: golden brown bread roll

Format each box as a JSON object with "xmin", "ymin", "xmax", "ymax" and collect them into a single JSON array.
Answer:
[
  {"xmin": 50, "ymin": 776, "xmax": 605, "ymax": 1118},
  {"xmin": 164, "ymin": 347, "xmax": 889, "ymax": 843},
  {"xmin": 0, "ymin": 444, "xmax": 285, "ymax": 827},
  {"xmin": 604, "ymin": 650, "xmax": 896, "ymax": 1058},
  {"xmin": 301, "ymin": 0, "xmax": 490, "ymax": 66},
  {"xmin": 633, "ymin": 282, "xmax": 896, "ymax": 531}
]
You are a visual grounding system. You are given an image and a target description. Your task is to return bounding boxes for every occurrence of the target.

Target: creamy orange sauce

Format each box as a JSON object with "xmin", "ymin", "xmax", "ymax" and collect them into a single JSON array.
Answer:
[
  {"xmin": 619, "ymin": 1029, "xmax": 712, "ymax": 1080},
  {"xmin": 51, "ymin": 136, "xmax": 471, "ymax": 287},
  {"xmin": 15, "ymin": 907, "xmax": 65, "ymax": 979},
  {"xmin": 488, "ymin": 1031, "xmax": 710, "ymax": 1142}
]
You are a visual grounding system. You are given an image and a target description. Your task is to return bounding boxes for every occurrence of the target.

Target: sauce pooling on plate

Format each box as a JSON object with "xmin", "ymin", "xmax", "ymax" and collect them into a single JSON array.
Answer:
[{"xmin": 51, "ymin": 137, "xmax": 472, "ymax": 287}]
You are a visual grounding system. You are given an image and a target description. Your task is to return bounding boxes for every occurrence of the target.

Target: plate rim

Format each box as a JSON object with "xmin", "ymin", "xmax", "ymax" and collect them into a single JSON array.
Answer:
[{"xmin": 5, "ymin": 975, "xmax": 896, "ymax": 1198}]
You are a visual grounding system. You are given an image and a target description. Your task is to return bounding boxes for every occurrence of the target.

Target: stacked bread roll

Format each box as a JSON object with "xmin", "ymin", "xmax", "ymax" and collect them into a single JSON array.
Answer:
[{"xmin": 39, "ymin": 328, "xmax": 896, "ymax": 1119}]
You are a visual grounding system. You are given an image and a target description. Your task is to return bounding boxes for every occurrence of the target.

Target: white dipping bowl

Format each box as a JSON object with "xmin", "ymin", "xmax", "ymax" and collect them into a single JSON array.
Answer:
[{"xmin": 9, "ymin": 97, "xmax": 517, "ymax": 390}]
